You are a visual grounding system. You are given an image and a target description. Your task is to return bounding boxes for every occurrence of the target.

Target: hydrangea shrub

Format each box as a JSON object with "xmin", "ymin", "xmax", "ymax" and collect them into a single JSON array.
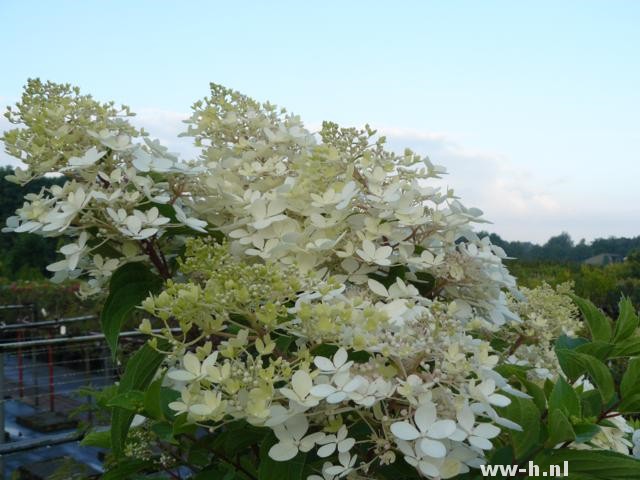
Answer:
[{"xmin": 4, "ymin": 80, "xmax": 640, "ymax": 479}]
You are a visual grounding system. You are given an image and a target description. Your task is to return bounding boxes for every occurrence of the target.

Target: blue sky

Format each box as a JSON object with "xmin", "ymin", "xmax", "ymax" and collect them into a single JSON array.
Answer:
[{"xmin": 1, "ymin": 0, "xmax": 639, "ymax": 242}]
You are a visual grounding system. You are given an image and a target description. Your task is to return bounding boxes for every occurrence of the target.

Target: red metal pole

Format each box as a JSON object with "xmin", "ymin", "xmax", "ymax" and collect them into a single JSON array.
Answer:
[
  {"xmin": 48, "ymin": 331, "xmax": 55, "ymax": 411},
  {"xmin": 17, "ymin": 330, "xmax": 24, "ymax": 398}
]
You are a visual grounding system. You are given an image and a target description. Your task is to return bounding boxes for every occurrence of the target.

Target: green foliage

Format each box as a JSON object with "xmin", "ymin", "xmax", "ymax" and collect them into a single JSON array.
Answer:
[
  {"xmin": 533, "ymin": 449, "xmax": 640, "ymax": 480},
  {"xmin": 0, "ymin": 166, "xmax": 65, "ymax": 278},
  {"xmin": 489, "ymin": 295, "xmax": 640, "ymax": 478},
  {"xmin": 111, "ymin": 342, "xmax": 167, "ymax": 454},
  {"xmin": 101, "ymin": 262, "xmax": 163, "ymax": 356}
]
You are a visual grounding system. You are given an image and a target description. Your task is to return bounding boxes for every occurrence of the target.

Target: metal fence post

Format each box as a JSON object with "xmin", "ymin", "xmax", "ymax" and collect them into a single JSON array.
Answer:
[{"xmin": 0, "ymin": 351, "xmax": 6, "ymax": 477}]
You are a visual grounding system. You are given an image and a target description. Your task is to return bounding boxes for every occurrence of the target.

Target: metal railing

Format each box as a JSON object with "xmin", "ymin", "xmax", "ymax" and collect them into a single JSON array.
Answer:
[{"xmin": 0, "ymin": 307, "xmax": 173, "ymax": 478}]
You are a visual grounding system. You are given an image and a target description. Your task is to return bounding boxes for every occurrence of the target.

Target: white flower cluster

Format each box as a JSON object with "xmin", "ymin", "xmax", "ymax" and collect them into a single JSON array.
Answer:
[
  {"xmin": 4, "ymin": 81, "xmax": 530, "ymax": 478},
  {"xmin": 502, "ymin": 282, "xmax": 582, "ymax": 380}
]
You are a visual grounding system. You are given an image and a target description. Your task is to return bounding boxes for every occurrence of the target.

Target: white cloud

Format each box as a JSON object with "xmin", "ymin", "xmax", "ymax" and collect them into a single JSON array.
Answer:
[
  {"xmin": 1, "ymin": 106, "xmax": 635, "ymax": 243},
  {"xmin": 379, "ymin": 127, "xmax": 593, "ymax": 242},
  {"xmin": 132, "ymin": 108, "xmax": 200, "ymax": 160}
]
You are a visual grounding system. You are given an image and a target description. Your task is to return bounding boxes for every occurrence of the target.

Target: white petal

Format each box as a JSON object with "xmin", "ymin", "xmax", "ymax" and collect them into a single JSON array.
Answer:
[
  {"xmin": 337, "ymin": 438, "xmax": 355, "ymax": 453},
  {"xmin": 291, "ymin": 371, "xmax": 313, "ymax": 397},
  {"xmin": 418, "ymin": 438, "xmax": 447, "ymax": 458},
  {"xmin": 314, "ymin": 357, "xmax": 335, "ymax": 371},
  {"xmin": 317, "ymin": 443, "xmax": 336, "ymax": 458},
  {"xmin": 390, "ymin": 421, "xmax": 420, "ymax": 441},
  {"xmin": 473, "ymin": 423, "xmax": 501, "ymax": 439},
  {"xmin": 494, "ymin": 416, "xmax": 523, "ymax": 431},
  {"xmin": 469, "ymin": 435, "xmax": 493, "ymax": 450},
  {"xmin": 489, "ymin": 394, "xmax": 511, "ymax": 407},
  {"xmin": 367, "ymin": 278, "xmax": 389, "ymax": 297},
  {"xmin": 125, "ymin": 215, "xmax": 142, "ymax": 235},
  {"xmin": 457, "ymin": 406, "xmax": 475, "ymax": 432},
  {"xmin": 414, "ymin": 404, "xmax": 437, "ymax": 433},
  {"xmin": 326, "ymin": 391, "xmax": 348, "ymax": 404},
  {"xmin": 167, "ymin": 369, "xmax": 196, "ymax": 382},
  {"xmin": 418, "ymin": 460, "xmax": 440, "ymax": 477},
  {"xmin": 183, "ymin": 353, "xmax": 202, "ymax": 376},
  {"xmin": 375, "ymin": 245, "xmax": 392, "ymax": 260},
  {"xmin": 268, "ymin": 442, "xmax": 298, "ymax": 461},
  {"xmin": 449, "ymin": 428, "xmax": 468, "ymax": 442},
  {"xmin": 285, "ymin": 414, "xmax": 309, "ymax": 441},
  {"xmin": 427, "ymin": 419, "xmax": 457, "ymax": 439},
  {"xmin": 333, "ymin": 348, "xmax": 348, "ymax": 368},
  {"xmin": 310, "ymin": 384, "xmax": 337, "ymax": 397},
  {"xmin": 189, "ymin": 404, "xmax": 213, "ymax": 416}
]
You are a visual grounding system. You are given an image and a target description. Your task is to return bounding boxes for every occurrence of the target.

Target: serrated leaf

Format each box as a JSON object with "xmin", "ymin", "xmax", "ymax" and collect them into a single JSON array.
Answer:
[
  {"xmin": 556, "ymin": 350, "xmax": 615, "ymax": 403},
  {"xmin": 101, "ymin": 262, "xmax": 162, "ymax": 356},
  {"xmin": 545, "ymin": 409, "xmax": 575, "ymax": 447},
  {"xmin": 611, "ymin": 337, "xmax": 640, "ymax": 357},
  {"xmin": 570, "ymin": 295, "xmax": 612, "ymax": 343},
  {"xmin": 498, "ymin": 396, "xmax": 542, "ymax": 459},
  {"xmin": 533, "ymin": 449, "xmax": 640, "ymax": 480},
  {"xmin": 580, "ymin": 390, "xmax": 603, "ymax": 418},
  {"xmin": 576, "ymin": 353, "xmax": 616, "ymax": 404},
  {"xmin": 549, "ymin": 377, "xmax": 581, "ymax": 417},
  {"xmin": 621, "ymin": 357, "xmax": 640, "ymax": 399},
  {"xmin": 556, "ymin": 334, "xmax": 590, "ymax": 351},
  {"xmin": 556, "ymin": 348, "xmax": 586, "ymax": 381},
  {"xmin": 521, "ymin": 378, "xmax": 547, "ymax": 412},
  {"xmin": 613, "ymin": 296, "xmax": 639, "ymax": 343},
  {"xmin": 575, "ymin": 341, "xmax": 614, "ymax": 361},
  {"xmin": 111, "ymin": 342, "xmax": 166, "ymax": 455},
  {"xmin": 573, "ymin": 423, "xmax": 601, "ymax": 443},
  {"xmin": 619, "ymin": 393, "xmax": 640, "ymax": 413}
]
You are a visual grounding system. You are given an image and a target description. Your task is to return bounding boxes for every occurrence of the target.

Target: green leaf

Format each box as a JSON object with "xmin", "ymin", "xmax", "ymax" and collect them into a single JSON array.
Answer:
[
  {"xmin": 111, "ymin": 342, "xmax": 167, "ymax": 455},
  {"xmin": 611, "ymin": 337, "xmax": 640, "ymax": 357},
  {"xmin": 103, "ymin": 458, "xmax": 155, "ymax": 480},
  {"xmin": 573, "ymin": 423, "xmax": 601, "ymax": 443},
  {"xmin": 258, "ymin": 432, "xmax": 306, "ymax": 480},
  {"xmin": 545, "ymin": 409, "xmax": 575, "ymax": 447},
  {"xmin": 618, "ymin": 393, "xmax": 640, "ymax": 413},
  {"xmin": 613, "ymin": 296, "xmax": 639, "ymax": 343},
  {"xmin": 580, "ymin": 390, "xmax": 603, "ymax": 418},
  {"xmin": 548, "ymin": 377, "xmax": 581, "ymax": 417},
  {"xmin": 571, "ymin": 294, "xmax": 612, "ymax": 343},
  {"xmin": 101, "ymin": 262, "xmax": 163, "ymax": 356},
  {"xmin": 151, "ymin": 421, "xmax": 176, "ymax": 443},
  {"xmin": 160, "ymin": 386, "xmax": 181, "ymax": 419},
  {"xmin": 556, "ymin": 334, "xmax": 590, "ymax": 351},
  {"xmin": 498, "ymin": 396, "xmax": 542, "ymax": 459},
  {"xmin": 172, "ymin": 412, "xmax": 197, "ymax": 437},
  {"xmin": 106, "ymin": 390, "xmax": 145, "ymax": 410},
  {"xmin": 143, "ymin": 378, "xmax": 164, "ymax": 420},
  {"xmin": 621, "ymin": 357, "xmax": 640, "ymax": 399},
  {"xmin": 80, "ymin": 429, "xmax": 111, "ymax": 448},
  {"xmin": 212, "ymin": 421, "xmax": 269, "ymax": 457},
  {"xmin": 378, "ymin": 459, "xmax": 425, "ymax": 480},
  {"xmin": 194, "ymin": 465, "xmax": 238, "ymax": 480},
  {"xmin": 521, "ymin": 378, "xmax": 547, "ymax": 412},
  {"xmin": 556, "ymin": 350, "xmax": 615, "ymax": 403},
  {"xmin": 533, "ymin": 449, "xmax": 640, "ymax": 480},
  {"xmin": 576, "ymin": 353, "xmax": 616, "ymax": 404},
  {"xmin": 575, "ymin": 341, "xmax": 614, "ymax": 361},
  {"xmin": 495, "ymin": 364, "xmax": 531, "ymax": 379},
  {"xmin": 556, "ymin": 348, "xmax": 586, "ymax": 381}
]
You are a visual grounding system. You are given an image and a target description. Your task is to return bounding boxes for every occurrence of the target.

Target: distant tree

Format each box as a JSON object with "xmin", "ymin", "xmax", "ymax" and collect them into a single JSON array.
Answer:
[{"xmin": 0, "ymin": 166, "xmax": 63, "ymax": 278}]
